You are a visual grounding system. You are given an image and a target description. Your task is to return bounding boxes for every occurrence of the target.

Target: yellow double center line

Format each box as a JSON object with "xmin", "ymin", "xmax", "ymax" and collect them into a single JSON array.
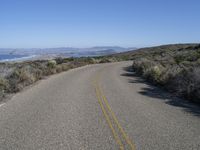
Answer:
[{"xmin": 93, "ymin": 75, "xmax": 136, "ymax": 150}]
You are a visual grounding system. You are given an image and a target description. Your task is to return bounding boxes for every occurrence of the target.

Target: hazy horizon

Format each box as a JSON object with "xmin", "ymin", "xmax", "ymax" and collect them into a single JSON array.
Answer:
[{"xmin": 1, "ymin": 43, "xmax": 199, "ymax": 50}]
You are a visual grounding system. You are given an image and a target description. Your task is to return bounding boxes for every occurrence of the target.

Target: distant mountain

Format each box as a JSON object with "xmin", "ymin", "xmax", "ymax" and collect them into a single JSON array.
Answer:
[
  {"xmin": 0, "ymin": 46, "xmax": 137, "ymax": 59},
  {"xmin": 85, "ymin": 46, "xmax": 127, "ymax": 52},
  {"xmin": 67, "ymin": 49, "xmax": 118, "ymax": 57}
]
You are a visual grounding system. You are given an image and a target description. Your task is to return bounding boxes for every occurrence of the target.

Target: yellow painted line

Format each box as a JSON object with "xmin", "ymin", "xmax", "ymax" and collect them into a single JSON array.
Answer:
[
  {"xmin": 93, "ymin": 81, "xmax": 124, "ymax": 150},
  {"xmin": 93, "ymin": 71, "xmax": 136, "ymax": 150},
  {"xmin": 97, "ymin": 84, "xmax": 136, "ymax": 150}
]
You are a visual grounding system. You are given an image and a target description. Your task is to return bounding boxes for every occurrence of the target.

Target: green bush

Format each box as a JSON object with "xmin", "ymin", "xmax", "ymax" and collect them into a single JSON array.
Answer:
[
  {"xmin": 47, "ymin": 60, "xmax": 57, "ymax": 68},
  {"xmin": 174, "ymin": 55, "xmax": 185, "ymax": 64},
  {"xmin": 0, "ymin": 78, "xmax": 9, "ymax": 92},
  {"xmin": 99, "ymin": 58, "xmax": 111, "ymax": 63},
  {"xmin": 144, "ymin": 65, "xmax": 163, "ymax": 82}
]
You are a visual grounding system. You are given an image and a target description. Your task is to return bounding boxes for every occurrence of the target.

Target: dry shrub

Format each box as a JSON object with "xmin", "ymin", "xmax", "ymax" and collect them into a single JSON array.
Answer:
[
  {"xmin": 0, "ymin": 78, "xmax": 9, "ymax": 91},
  {"xmin": 132, "ymin": 57, "xmax": 200, "ymax": 102},
  {"xmin": 60, "ymin": 63, "xmax": 70, "ymax": 71},
  {"xmin": 168, "ymin": 67, "xmax": 200, "ymax": 102},
  {"xmin": 7, "ymin": 69, "xmax": 35, "ymax": 92},
  {"xmin": 132, "ymin": 58, "xmax": 165, "ymax": 83},
  {"xmin": 55, "ymin": 65, "xmax": 63, "ymax": 73}
]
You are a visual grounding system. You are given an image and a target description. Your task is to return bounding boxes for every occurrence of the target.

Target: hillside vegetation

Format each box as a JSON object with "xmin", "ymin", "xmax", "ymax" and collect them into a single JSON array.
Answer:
[
  {"xmin": 1, "ymin": 44, "xmax": 200, "ymax": 103},
  {"xmin": 114, "ymin": 44, "xmax": 200, "ymax": 103},
  {"xmin": 0, "ymin": 57, "xmax": 115, "ymax": 101}
]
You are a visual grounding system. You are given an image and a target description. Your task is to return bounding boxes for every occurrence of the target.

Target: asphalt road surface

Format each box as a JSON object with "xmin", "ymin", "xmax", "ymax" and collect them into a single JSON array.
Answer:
[{"xmin": 0, "ymin": 61, "xmax": 200, "ymax": 150}]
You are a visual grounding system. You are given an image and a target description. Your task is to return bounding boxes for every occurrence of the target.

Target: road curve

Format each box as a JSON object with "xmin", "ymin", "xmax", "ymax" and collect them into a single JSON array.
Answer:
[{"xmin": 0, "ymin": 61, "xmax": 200, "ymax": 150}]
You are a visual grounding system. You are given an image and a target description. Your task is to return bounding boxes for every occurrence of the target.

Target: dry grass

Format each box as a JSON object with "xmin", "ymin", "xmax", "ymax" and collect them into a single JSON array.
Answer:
[
  {"xmin": 129, "ymin": 44, "xmax": 200, "ymax": 103},
  {"xmin": 0, "ymin": 57, "xmax": 101, "ymax": 101},
  {"xmin": 1, "ymin": 44, "xmax": 200, "ymax": 103}
]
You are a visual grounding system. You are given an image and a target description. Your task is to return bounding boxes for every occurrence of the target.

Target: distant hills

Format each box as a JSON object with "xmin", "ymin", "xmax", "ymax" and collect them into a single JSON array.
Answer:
[{"xmin": 0, "ymin": 46, "xmax": 137, "ymax": 60}]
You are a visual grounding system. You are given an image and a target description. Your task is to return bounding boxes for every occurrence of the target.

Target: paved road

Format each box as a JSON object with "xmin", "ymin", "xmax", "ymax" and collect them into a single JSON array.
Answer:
[{"xmin": 0, "ymin": 61, "xmax": 200, "ymax": 150}]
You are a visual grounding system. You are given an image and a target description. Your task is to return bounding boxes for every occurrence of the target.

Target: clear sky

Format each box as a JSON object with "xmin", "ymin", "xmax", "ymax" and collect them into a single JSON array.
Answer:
[{"xmin": 0, "ymin": 0, "xmax": 199, "ymax": 48}]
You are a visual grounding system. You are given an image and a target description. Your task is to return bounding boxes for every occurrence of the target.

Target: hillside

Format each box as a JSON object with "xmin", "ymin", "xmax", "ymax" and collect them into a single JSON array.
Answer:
[
  {"xmin": 0, "ymin": 57, "xmax": 106, "ymax": 101},
  {"xmin": 112, "ymin": 43, "xmax": 200, "ymax": 102},
  {"xmin": 1, "ymin": 43, "xmax": 200, "ymax": 103}
]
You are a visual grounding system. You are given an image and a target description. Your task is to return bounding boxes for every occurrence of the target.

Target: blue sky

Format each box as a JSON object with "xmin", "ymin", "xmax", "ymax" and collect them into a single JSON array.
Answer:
[{"xmin": 0, "ymin": 0, "xmax": 199, "ymax": 48}]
